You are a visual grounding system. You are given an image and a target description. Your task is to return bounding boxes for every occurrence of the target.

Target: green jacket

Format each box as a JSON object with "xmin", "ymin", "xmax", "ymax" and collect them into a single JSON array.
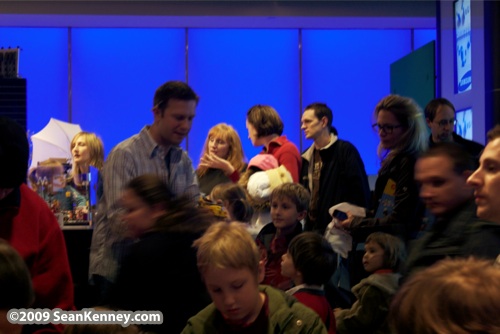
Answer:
[
  {"xmin": 181, "ymin": 285, "xmax": 328, "ymax": 334},
  {"xmin": 335, "ymin": 273, "xmax": 400, "ymax": 334}
]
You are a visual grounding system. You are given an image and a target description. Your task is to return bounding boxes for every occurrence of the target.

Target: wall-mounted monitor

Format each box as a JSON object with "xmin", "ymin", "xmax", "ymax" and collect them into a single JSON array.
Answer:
[
  {"xmin": 455, "ymin": 107, "xmax": 472, "ymax": 140},
  {"xmin": 454, "ymin": 0, "xmax": 472, "ymax": 93}
]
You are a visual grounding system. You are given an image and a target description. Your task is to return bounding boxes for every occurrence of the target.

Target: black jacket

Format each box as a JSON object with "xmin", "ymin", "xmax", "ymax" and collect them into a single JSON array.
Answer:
[
  {"xmin": 301, "ymin": 138, "xmax": 371, "ymax": 234},
  {"xmin": 350, "ymin": 153, "xmax": 423, "ymax": 242},
  {"xmin": 429, "ymin": 133, "xmax": 484, "ymax": 167}
]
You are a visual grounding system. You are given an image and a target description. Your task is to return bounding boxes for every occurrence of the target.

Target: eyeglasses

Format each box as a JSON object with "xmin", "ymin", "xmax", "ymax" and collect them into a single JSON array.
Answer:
[
  {"xmin": 372, "ymin": 123, "xmax": 402, "ymax": 134},
  {"xmin": 436, "ymin": 119, "xmax": 456, "ymax": 128}
]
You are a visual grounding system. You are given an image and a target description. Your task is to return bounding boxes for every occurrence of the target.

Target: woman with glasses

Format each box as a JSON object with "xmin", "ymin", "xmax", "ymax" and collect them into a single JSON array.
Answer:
[{"xmin": 339, "ymin": 95, "xmax": 427, "ymax": 285}]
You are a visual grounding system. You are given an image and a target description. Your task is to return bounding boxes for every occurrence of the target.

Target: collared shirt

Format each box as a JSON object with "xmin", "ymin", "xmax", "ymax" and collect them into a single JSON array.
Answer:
[
  {"xmin": 89, "ymin": 126, "xmax": 199, "ymax": 282},
  {"xmin": 263, "ymin": 135, "xmax": 301, "ymax": 183},
  {"xmin": 303, "ymin": 133, "xmax": 338, "ymax": 192},
  {"xmin": 286, "ymin": 284, "xmax": 324, "ymax": 296}
]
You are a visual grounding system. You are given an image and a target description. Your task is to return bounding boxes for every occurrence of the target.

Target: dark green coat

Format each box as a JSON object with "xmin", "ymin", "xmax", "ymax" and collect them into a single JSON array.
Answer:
[{"xmin": 182, "ymin": 285, "xmax": 328, "ymax": 334}]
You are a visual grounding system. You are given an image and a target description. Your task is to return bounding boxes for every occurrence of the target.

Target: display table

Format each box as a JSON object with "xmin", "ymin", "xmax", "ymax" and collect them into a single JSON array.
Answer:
[{"xmin": 62, "ymin": 225, "xmax": 98, "ymax": 308}]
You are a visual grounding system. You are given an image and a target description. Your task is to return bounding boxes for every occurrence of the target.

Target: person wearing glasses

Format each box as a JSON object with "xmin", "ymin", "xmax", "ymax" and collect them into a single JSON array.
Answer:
[
  {"xmin": 424, "ymin": 98, "xmax": 484, "ymax": 165},
  {"xmin": 339, "ymin": 95, "xmax": 427, "ymax": 286}
]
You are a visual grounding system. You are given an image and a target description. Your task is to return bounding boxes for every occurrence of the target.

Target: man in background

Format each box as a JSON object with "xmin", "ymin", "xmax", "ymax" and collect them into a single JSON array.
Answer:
[
  {"xmin": 465, "ymin": 125, "xmax": 500, "ymax": 256},
  {"xmin": 425, "ymin": 98, "xmax": 483, "ymax": 164},
  {"xmin": 406, "ymin": 142, "xmax": 499, "ymax": 276},
  {"xmin": 89, "ymin": 81, "xmax": 200, "ymax": 301},
  {"xmin": 300, "ymin": 102, "xmax": 370, "ymax": 234}
]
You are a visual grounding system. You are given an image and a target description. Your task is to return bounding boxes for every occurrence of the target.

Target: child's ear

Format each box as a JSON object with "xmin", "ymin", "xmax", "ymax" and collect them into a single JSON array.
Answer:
[
  {"xmin": 258, "ymin": 260, "xmax": 265, "ymax": 284},
  {"xmin": 297, "ymin": 210, "xmax": 307, "ymax": 221}
]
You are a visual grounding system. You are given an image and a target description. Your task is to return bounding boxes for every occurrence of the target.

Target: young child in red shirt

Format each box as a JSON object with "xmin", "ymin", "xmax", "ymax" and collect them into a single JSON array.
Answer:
[
  {"xmin": 255, "ymin": 183, "xmax": 309, "ymax": 290},
  {"xmin": 281, "ymin": 232, "xmax": 337, "ymax": 333}
]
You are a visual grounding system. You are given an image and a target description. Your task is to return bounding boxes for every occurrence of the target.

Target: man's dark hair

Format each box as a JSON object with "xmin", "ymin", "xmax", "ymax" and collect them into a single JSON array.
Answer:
[
  {"xmin": 304, "ymin": 102, "xmax": 333, "ymax": 129},
  {"xmin": 487, "ymin": 124, "xmax": 500, "ymax": 142},
  {"xmin": 246, "ymin": 105, "xmax": 284, "ymax": 137},
  {"xmin": 424, "ymin": 98, "xmax": 455, "ymax": 122},
  {"xmin": 153, "ymin": 81, "xmax": 199, "ymax": 114},
  {"xmin": 288, "ymin": 232, "xmax": 336, "ymax": 286},
  {"xmin": 419, "ymin": 142, "xmax": 475, "ymax": 175}
]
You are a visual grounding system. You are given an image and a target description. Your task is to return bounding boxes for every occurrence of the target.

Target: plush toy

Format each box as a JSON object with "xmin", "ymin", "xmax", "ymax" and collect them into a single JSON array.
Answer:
[{"xmin": 247, "ymin": 165, "xmax": 293, "ymax": 200}]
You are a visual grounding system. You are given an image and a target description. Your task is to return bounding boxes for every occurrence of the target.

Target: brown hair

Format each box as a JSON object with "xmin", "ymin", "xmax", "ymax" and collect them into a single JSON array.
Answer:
[
  {"xmin": 210, "ymin": 183, "xmax": 253, "ymax": 223},
  {"xmin": 487, "ymin": 124, "xmax": 500, "ymax": 142},
  {"xmin": 246, "ymin": 104, "xmax": 284, "ymax": 137},
  {"xmin": 365, "ymin": 232, "xmax": 406, "ymax": 271},
  {"xmin": 269, "ymin": 182, "xmax": 310, "ymax": 212},
  {"xmin": 194, "ymin": 222, "xmax": 261, "ymax": 278},
  {"xmin": 424, "ymin": 97, "xmax": 455, "ymax": 122},
  {"xmin": 125, "ymin": 174, "xmax": 214, "ymax": 235},
  {"xmin": 390, "ymin": 257, "xmax": 500, "ymax": 334},
  {"xmin": 288, "ymin": 232, "xmax": 336, "ymax": 285},
  {"xmin": 0, "ymin": 239, "xmax": 34, "ymax": 309}
]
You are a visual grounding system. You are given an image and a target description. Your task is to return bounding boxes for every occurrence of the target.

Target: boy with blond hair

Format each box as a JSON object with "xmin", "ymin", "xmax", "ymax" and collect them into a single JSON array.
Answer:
[
  {"xmin": 256, "ymin": 183, "xmax": 310, "ymax": 290},
  {"xmin": 182, "ymin": 222, "xmax": 327, "ymax": 333}
]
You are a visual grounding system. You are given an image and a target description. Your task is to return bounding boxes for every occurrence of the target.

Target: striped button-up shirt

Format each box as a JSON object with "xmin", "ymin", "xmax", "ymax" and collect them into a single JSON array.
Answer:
[{"xmin": 89, "ymin": 126, "xmax": 199, "ymax": 282}]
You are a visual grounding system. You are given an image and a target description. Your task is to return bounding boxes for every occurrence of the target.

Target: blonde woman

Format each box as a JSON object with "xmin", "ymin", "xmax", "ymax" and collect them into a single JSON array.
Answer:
[
  {"xmin": 197, "ymin": 123, "xmax": 246, "ymax": 196},
  {"xmin": 69, "ymin": 131, "xmax": 105, "ymax": 200}
]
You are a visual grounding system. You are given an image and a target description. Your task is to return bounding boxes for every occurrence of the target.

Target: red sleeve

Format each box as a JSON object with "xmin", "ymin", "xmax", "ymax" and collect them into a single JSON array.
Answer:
[
  {"xmin": 277, "ymin": 153, "xmax": 300, "ymax": 182},
  {"xmin": 228, "ymin": 170, "xmax": 240, "ymax": 183},
  {"xmin": 13, "ymin": 186, "xmax": 75, "ymax": 333}
]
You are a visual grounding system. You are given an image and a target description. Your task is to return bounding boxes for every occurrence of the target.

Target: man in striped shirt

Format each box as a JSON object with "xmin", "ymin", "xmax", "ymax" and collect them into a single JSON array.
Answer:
[{"xmin": 89, "ymin": 81, "xmax": 200, "ymax": 302}]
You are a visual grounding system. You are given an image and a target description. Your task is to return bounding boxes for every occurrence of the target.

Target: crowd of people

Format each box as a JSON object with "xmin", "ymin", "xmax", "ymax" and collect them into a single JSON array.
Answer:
[{"xmin": 1, "ymin": 79, "xmax": 500, "ymax": 334}]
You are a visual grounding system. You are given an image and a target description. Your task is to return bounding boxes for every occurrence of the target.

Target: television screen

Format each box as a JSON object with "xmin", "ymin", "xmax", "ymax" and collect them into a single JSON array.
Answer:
[
  {"xmin": 455, "ymin": 107, "xmax": 472, "ymax": 140},
  {"xmin": 454, "ymin": 0, "xmax": 472, "ymax": 93}
]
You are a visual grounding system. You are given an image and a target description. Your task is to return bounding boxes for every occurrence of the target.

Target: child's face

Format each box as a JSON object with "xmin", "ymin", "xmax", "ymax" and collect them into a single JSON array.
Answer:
[
  {"xmin": 270, "ymin": 196, "xmax": 306, "ymax": 233},
  {"xmin": 363, "ymin": 241, "xmax": 385, "ymax": 273},
  {"xmin": 203, "ymin": 266, "xmax": 264, "ymax": 325},
  {"xmin": 120, "ymin": 189, "xmax": 165, "ymax": 238},
  {"xmin": 280, "ymin": 251, "xmax": 299, "ymax": 281}
]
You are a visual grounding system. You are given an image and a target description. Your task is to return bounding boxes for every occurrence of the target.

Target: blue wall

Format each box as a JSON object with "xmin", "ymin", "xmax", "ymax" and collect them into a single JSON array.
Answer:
[{"xmin": 1, "ymin": 27, "xmax": 436, "ymax": 175}]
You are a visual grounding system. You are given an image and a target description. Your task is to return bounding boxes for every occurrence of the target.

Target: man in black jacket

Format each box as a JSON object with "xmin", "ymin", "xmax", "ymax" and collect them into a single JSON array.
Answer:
[
  {"xmin": 300, "ymin": 103, "xmax": 370, "ymax": 234},
  {"xmin": 406, "ymin": 142, "xmax": 499, "ymax": 276},
  {"xmin": 425, "ymin": 98, "xmax": 483, "ymax": 165}
]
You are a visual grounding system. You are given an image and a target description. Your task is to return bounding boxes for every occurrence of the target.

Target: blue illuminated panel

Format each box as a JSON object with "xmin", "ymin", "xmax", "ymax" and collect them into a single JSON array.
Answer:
[
  {"xmin": 414, "ymin": 29, "xmax": 437, "ymax": 49},
  {"xmin": 456, "ymin": 107, "xmax": 473, "ymax": 139},
  {"xmin": 301, "ymin": 29, "xmax": 412, "ymax": 175},
  {"xmin": 0, "ymin": 27, "xmax": 68, "ymax": 134},
  {"xmin": 71, "ymin": 28, "xmax": 186, "ymax": 156},
  {"xmin": 188, "ymin": 29, "xmax": 300, "ymax": 165}
]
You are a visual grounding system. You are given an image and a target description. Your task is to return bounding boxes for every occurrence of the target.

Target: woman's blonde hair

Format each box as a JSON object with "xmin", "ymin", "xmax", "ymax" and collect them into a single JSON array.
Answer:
[
  {"xmin": 390, "ymin": 257, "xmax": 500, "ymax": 334},
  {"xmin": 197, "ymin": 123, "xmax": 245, "ymax": 178},
  {"xmin": 194, "ymin": 222, "xmax": 260, "ymax": 278},
  {"xmin": 69, "ymin": 132, "xmax": 105, "ymax": 186},
  {"xmin": 374, "ymin": 95, "xmax": 428, "ymax": 171}
]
